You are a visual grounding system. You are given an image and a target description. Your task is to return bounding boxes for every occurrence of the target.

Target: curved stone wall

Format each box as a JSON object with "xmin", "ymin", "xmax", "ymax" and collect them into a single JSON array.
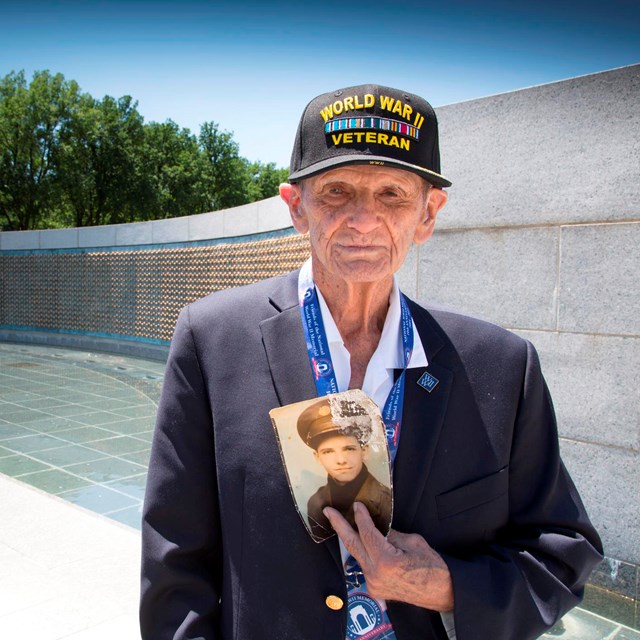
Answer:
[
  {"xmin": 0, "ymin": 230, "xmax": 310, "ymax": 348},
  {"xmin": 0, "ymin": 199, "xmax": 306, "ymax": 358}
]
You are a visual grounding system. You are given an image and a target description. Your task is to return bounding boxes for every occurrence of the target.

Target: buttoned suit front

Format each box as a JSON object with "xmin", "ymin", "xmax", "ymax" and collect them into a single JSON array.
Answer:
[{"xmin": 140, "ymin": 269, "xmax": 602, "ymax": 640}]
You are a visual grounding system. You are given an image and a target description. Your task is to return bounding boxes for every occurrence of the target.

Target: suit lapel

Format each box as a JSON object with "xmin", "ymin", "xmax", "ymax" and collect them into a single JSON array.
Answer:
[
  {"xmin": 392, "ymin": 363, "xmax": 453, "ymax": 531},
  {"xmin": 260, "ymin": 271, "xmax": 317, "ymax": 407},
  {"xmin": 392, "ymin": 300, "xmax": 455, "ymax": 532},
  {"xmin": 259, "ymin": 271, "xmax": 344, "ymax": 569}
]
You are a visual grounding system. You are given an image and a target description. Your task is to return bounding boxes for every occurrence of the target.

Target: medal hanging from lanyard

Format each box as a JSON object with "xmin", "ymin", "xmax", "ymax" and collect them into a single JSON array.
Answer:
[{"xmin": 299, "ymin": 273, "xmax": 414, "ymax": 640}]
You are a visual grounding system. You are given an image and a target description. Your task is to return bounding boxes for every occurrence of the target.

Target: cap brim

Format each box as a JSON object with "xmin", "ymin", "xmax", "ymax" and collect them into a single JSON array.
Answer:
[{"xmin": 288, "ymin": 155, "xmax": 452, "ymax": 188}]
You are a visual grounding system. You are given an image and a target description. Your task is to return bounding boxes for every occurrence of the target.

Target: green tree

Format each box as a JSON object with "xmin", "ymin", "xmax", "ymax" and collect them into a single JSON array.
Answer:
[
  {"xmin": 0, "ymin": 70, "xmax": 79, "ymax": 230},
  {"xmin": 56, "ymin": 93, "xmax": 146, "ymax": 227},
  {"xmin": 0, "ymin": 69, "xmax": 289, "ymax": 229},
  {"xmin": 140, "ymin": 120, "xmax": 212, "ymax": 220},
  {"xmin": 199, "ymin": 121, "xmax": 252, "ymax": 210},
  {"xmin": 247, "ymin": 161, "xmax": 289, "ymax": 201}
]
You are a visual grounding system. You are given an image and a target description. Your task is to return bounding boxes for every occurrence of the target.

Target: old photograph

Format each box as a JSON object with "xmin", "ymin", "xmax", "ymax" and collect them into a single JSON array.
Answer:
[{"xmin": 270, "ymin": 390, "xmax": 392, "ymax": 543}]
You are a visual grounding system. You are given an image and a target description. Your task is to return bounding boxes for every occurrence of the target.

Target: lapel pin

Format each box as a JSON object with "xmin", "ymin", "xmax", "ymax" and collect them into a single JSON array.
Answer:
[{"xmin": 417, "ymin": 371, "xmax": 439, "ymax": 393}]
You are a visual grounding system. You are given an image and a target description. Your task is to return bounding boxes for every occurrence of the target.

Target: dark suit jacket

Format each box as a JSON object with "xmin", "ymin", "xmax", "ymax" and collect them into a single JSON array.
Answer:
[{"xmin": 140, "ymin": 270, "xmax": 602, "ymax": 640}]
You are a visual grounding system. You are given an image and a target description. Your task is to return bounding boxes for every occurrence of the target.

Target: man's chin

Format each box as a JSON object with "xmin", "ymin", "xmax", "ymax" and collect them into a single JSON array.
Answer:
[
  {"xmin": 333, "ymin": 262, "xmax": 394, "ymax": 285},
  {"xmin": 331, "ymin": 472, "xmax": 357, "ymax": 484}
]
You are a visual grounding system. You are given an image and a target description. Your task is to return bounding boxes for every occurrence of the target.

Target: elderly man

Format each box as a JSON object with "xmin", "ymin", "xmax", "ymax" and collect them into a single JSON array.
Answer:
[{"xmin": 141, "ymin": 84, "xmax": 602, "ymax": 640}]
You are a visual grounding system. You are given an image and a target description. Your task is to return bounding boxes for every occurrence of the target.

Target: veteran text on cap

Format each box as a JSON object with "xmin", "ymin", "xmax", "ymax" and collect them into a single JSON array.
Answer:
[{"xmin": 289, "ymin": 83, "xmax": 452, "ymax": 188}]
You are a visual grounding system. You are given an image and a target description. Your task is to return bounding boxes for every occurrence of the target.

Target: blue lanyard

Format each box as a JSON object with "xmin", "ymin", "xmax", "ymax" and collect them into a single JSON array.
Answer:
[
  {"xmin": 299, "ymin": 276, "xmax": 410, "ymax": 639},
  {"xmin": 299, "ymin": 283, "xmax": 414, "ymax": 466}
]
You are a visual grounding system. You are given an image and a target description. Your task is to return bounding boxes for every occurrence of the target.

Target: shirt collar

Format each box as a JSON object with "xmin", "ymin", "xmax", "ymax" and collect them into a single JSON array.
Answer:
[{"xmin": 298, "ymin": 257, "xmax": 428, "ymax": 378}]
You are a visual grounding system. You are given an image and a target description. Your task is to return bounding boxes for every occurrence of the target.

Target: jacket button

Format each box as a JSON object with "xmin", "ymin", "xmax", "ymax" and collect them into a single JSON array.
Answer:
[{"xmin": 325, "ymin": 595, "xmax": 344, "ymax": 610}]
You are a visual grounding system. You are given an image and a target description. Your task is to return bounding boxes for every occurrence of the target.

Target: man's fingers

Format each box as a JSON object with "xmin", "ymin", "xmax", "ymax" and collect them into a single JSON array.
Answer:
[
  {"xmin": 352, "ymin": 502, "xmax": 388, "ymax": 554},
  {"xmin": 322, "ymin": 506, "xmax": 369, "ymax": 566},
  {"xmin": 324, "ymin": 510, "xmax": 454, "ymax": 611},
  {"xmin": 322, "ymin": 506, "xmax": 352, "ymax": 537}
]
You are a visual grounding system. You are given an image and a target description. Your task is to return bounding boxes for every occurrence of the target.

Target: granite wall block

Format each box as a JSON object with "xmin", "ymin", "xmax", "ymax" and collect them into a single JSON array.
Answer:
[
  {"xmin": 114, "ymin": 221, "xmax": 153, "ymax": 247},
  {"xmin": 517, "ymin": 330, "xmax": 640, "ymax": 451},
  {"xmin": 221, "ymin": 203, "xmax": 259, "ymax": 237},
  {"xmin": 78, "ymin": 225, "xmax": 117, "ymax": 249},
  {"xmin": 151, "ymin": 217, "xmax": 190, "ymax": 245},
  {"xmin": 188, "ymin": 211, "xmax": 224, "ymax": 241},
  {"xmin": 0, "ymin": 230, "xmax": 40, "ymax": 250},
  {"xmin": 560, "ymin": 439, "xmax": 639, "ymax": 566},
  {"xmin": 257, "ymin": 196, "xmax": 292, "ymax": 232},
  {"xmin": 437, "ymin": 64, "xmax": 640, "ymax": 231},
  {"xmin": 417, "ymin": 226, "xmax": 559, "ymax": 330},
  {"xmin": 39, "ymin": 228, "xmax": 78, "ymax": 250},
  {"xmin": 559, "ymin": 222, "xmax": 640, "ymax": 336}
]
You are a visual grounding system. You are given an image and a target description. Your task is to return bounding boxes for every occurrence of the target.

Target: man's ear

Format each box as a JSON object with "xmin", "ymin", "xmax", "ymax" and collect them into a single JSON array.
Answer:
[
  {"xmin": 413, "ymin": 187, "xmax": 448, "ymax": 245},
  {"xmin": 361, "ymin": 445, "xmax": 369, "ymax": 462},
  {"xmin": 279, "ymin": 183, "xmax": 308, "ymax": 234}
]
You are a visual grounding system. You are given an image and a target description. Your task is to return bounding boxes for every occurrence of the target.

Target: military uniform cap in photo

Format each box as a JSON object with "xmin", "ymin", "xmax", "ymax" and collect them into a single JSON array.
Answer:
[
  {"xmin": 297, "ymin": 397, "xmax": 373, "ymax": 450},
  {"xmin": 288, "ymin": 83, "xmax": 452, "ymax": 188}
]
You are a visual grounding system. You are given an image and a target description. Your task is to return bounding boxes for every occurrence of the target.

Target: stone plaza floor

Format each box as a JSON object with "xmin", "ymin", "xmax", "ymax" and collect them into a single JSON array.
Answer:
[
  {"xmin": 0, "ymin": 342, "xmax": 163, "ymax": 529},
  {"xmin": 1, "ymin": 342, "xmax": 638, "ymax": 639}
]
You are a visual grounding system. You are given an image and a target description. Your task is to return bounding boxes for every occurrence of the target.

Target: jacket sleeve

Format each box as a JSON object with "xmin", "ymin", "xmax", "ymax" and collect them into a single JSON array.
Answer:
[
  {"xmin": 442, "ymin": 340, "xmax": 603, "ymax": 640},
  {"xmin": 140, "ymin": 305, "xmax": 222, "ymax": 639}
]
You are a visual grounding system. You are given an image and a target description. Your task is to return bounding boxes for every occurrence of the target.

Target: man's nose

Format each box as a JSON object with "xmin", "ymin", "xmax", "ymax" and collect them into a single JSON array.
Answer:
[{"xmin": 345, "ymin": 195, "xmax": 380, "ymax": 234}]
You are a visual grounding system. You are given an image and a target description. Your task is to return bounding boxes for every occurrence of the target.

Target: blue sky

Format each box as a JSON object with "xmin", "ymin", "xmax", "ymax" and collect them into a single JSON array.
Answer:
[{"xmin": 1, "ymin": 0, "xmax": 638, "ymax": 167}]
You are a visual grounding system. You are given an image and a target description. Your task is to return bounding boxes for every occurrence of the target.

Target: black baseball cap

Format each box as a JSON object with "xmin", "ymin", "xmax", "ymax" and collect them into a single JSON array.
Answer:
[
  {"xmin": 297, "ymin": 398, "xmax": 372, "ymax": 450},
  {"xmin": 288, "ymin": 83, "xmax": 451, "ymax": 188}
]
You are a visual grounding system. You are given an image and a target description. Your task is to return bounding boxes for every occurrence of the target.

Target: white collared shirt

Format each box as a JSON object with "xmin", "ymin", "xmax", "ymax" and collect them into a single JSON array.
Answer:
[{"xmin": 299, "ymin": 258, "xmax": 428, "ymax": 408}]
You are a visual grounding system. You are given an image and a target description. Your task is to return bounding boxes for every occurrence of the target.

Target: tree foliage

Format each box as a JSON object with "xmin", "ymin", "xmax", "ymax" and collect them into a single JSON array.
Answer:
[
  {"xmin": 140, "ymin": 120, "xmax": 211, "ymax": 221},
  {"xmin": 56, "ymin": 94, "xmax": 147, "ymax": 227},
  {"xmin": 0, "ymin": 70, "xmax": 79, "ymax": 230},
  {"xmin": 0, "ymin": 70, "xmax": 289, "ymax": 230}
]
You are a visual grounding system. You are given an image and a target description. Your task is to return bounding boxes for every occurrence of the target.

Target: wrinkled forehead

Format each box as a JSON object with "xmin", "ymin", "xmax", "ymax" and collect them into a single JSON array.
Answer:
[{"xmin": 300, "ymin": 164, "xmax": 429, "ymax": 192}]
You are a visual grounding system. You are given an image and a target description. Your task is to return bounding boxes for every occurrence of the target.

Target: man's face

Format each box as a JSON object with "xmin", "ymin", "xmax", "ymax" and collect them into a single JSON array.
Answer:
[
  {"xmin": 281, "ymin": 165, "xmax": 447, "ymax": 285},
  {"xmin": 313, "ymin": 433, "xmax": 367, "ymax": 484}
]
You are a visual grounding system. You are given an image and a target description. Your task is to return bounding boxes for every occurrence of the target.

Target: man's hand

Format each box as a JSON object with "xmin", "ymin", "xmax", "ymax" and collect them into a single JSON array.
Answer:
[{"xmin": 323, "ymin": 502, "xmax": 454, "ymax": 612}]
